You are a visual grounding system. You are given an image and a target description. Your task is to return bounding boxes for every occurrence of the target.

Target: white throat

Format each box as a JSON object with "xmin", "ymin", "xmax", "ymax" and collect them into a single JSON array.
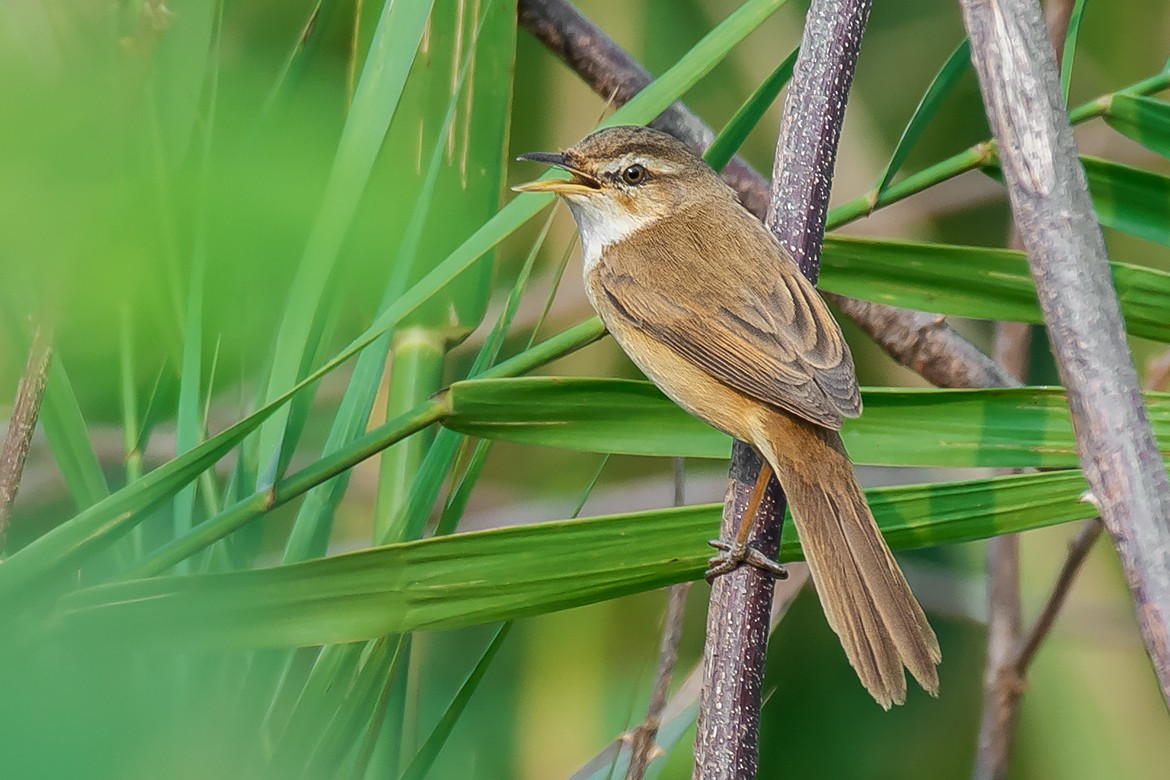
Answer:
[{"xmin": 566, "ymin": 198, "xmax": 658, "ymax": 273}]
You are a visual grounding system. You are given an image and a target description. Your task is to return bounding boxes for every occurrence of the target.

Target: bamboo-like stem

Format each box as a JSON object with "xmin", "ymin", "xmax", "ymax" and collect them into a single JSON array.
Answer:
[
  {"xmin": 961, "ymin": 0, "xmax": 1170, "ymax": 707},
  {"xmin": 375, "ymin": 329, "xmax": 446, "ymax": 543},
  {"xmin": 0, "ymin": 322, "xmax": 53, "ymax": 550}
]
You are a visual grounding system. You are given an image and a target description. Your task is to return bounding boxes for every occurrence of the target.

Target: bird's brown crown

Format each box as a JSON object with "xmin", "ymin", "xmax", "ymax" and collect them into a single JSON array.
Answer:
[
  {"xmin": 566, "ymin": 125, "xmax": 705, "ymax": 171},
  {"xmin": 512, "ymin": 125, "xmax": 741, "ymax": 261},
  {"xmin": 558, "ymin": 125, "xmax": 735, "ymax": 217}
]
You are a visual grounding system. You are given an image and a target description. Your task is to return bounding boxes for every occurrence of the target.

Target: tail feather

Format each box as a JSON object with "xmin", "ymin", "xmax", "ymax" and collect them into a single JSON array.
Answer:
[{"xmin": 758, "ymin": 415, "xmax": 941, "ymax": 708}]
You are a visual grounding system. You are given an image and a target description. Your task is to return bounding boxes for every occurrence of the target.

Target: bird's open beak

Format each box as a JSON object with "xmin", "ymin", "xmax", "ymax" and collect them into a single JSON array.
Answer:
[{"xmin": 512, "ymin": 151, "xmax": 601, "ymax": 194}]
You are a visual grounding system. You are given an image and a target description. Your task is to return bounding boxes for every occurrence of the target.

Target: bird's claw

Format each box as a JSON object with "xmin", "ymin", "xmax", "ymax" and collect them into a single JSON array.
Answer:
[{"xmin": 705, "ymin": 538, "xmax": 787, "ymax": 583}]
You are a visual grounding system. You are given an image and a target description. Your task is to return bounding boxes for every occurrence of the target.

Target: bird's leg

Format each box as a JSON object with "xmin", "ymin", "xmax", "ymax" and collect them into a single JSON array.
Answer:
[{"xmin": 706, "ymin": 461, "xmax": 787, "ymax": 582}]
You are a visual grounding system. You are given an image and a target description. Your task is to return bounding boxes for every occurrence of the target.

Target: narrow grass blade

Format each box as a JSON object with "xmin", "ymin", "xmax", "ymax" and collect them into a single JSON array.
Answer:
[
  {"xmin": 118, "ymin": 313, "xmax": 146, "ymax": 557},
  {"xmin": 150, "ymin": 0, "xmax": 216, "ymax": 169},
  {"xmin": 1060, "ymin": 0, "xmax": 1088, "ymax": 102},
  {"xmin": 875, "ymin": 39, "xmax": 971, "ymax": 198},
  {"xmin": 817, "ymin": 234, "xmax": 1170, "ymax": 342},
  {"xmin": 40, "ymin": 356, "xmax": 110, "ymax": 509},
  {"xmin": 263, "ymin": 0, "xmax": 344, "ymax": 112},
  {"xmin": 266, "ymin": 641, "xmax": 365, "ymax": 777},
  {"xmin": 61, "ymin": 470, "xmax": 1098, "ymax": 649},
  {"xmin": 441, "ymin": 379, "xmax": 1170, "ymax": 468},
  {"xmin": 173, "ymin": 252, "xmax": 205, "ymax": 567},
  {"xmin": 398, "ymin": 623, "xmax": 511, "ymax": 780},
  {"xmin": 1105, "ymin": 94, "xmax": 1170, "ymax": 160},
  {"xmin": 255, "ymin": 0, "xmax": 436, "ymax": 483},
  {"xmin": 197, "ymin": 336, "xmax": 224, "ymax": 520},
  {"xmin": 1081, "ymin": 155, "xmax": 1170, "ymax": 246},
  {"xmin": 300, "ymin": 635, "xmax": 409, "ymax": 778},
  {"xmin": 118, "ymin": 311, "xmax": 143, "ymax": 486},
  {"xmin": 704, "ymin": 46, "xmax": 799, "ymax": 172}
]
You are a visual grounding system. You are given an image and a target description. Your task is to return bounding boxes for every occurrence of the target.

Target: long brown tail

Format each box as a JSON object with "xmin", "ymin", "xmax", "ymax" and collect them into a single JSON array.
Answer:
[{"xmin": 756, "ymin": 412, "xmax": 941, "ymax": 708}]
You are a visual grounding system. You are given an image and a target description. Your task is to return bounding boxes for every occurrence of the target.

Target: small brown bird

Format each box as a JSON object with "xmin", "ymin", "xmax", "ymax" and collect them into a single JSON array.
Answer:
[{"xmin": 514, "ymin": 125, "xmax": 940, "ymax": 707}]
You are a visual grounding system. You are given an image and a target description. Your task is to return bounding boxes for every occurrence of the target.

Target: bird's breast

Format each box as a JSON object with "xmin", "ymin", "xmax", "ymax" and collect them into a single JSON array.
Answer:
[
  {"xmin": 567, "ymin": 199, "xmax": 658, "ymax": 276},
  {"xmin": 584, "ymin": 272, "xmax": 759, "ymax": 442}
]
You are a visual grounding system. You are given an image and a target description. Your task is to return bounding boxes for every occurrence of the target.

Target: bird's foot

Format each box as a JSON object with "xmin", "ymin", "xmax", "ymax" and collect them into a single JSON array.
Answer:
[{"xmin": 705, "ymin": 538, "xmax": 787, "ymax": 584}]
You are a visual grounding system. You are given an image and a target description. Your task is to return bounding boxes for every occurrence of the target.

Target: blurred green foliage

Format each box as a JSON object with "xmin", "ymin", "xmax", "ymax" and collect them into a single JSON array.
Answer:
[{"xmin": 2, "ymin": 1, "xmax": 1170, "ymax": 778}]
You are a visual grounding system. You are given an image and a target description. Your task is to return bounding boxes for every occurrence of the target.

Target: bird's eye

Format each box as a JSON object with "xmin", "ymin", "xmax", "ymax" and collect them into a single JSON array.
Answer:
[{"xmin": 621, "ymin": 164, "xmax": 647, "ymax": 185}]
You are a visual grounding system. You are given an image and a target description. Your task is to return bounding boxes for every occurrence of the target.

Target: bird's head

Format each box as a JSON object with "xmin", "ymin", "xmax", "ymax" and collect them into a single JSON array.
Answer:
[{"xmin": 513, "ymin": 125, "xmax": 727, "ymax": 258}]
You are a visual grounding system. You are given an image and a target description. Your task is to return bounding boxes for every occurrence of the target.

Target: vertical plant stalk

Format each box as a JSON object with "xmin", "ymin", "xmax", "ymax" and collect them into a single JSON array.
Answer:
[
  {"xmin": 694, "ymin": 2, "xmax": 871, "ymax": 777},
  {"xmin": 976, "ymin": 519, "xmax": 1023, "ymax": 779},
  {"xmin": 961, "ymin": 0, "xmax": 1170, "ymax": 705},
  {"xmin": 978, "ymin": 318, "xmax": 1029, "ymax": 778},
  {"xmin": 375, "ymin": 329, "xmax": 446, "ymax": 542},
  {"xmin": 976, "ymin": 3, "xmax": 1072, "ymax": 775},
  {"xmin": 626, "ymin": 584, "xmax": 690, "ymax": 779},
  {"xmin": 693, "ymin": 452, "xmax": 783, "ymax": 779},
  {"xmin": 626, "ymin": 459, "xmax": 691, "ymax": 780},
  {"xmin": 516, "ymin": 0, "xmax": 1014, "ymax": 394},
  {"xmin": 974, "ymin": 515, "xmax": 1104, "ymax": 778},
  {"xmin": 571, "ymin": 566, "xmax": 813, "ymax": 780},
  {"xmin": 0, "ymin": 323, "xmax": 53, "ymax": 549}
]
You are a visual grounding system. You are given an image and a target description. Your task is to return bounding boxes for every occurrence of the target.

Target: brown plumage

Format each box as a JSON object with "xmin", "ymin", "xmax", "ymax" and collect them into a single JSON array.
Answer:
[{"xmin": 515, "ymin": 125, "xmax": 940, "ymax": 707}]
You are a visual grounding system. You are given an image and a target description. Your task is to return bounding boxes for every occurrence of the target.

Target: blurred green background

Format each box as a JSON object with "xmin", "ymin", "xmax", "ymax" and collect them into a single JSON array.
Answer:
[{"xmin": 2, "ymin": 0, "xmax": 1169, "ymax": 778}]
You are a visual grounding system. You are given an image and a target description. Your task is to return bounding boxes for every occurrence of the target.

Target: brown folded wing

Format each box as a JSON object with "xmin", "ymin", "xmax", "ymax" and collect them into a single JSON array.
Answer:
[{"xmin": 596, "ymin": 203, "xmax": 861, "ymax": 430}]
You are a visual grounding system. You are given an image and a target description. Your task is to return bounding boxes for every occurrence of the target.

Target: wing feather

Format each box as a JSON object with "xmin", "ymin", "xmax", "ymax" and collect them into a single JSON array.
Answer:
[{"xmin": 596, "ymin": 203, "xmax": 861, "ymax": 429}]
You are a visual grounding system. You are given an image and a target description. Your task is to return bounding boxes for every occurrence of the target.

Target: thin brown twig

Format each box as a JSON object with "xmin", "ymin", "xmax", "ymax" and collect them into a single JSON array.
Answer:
[
  {"xmin": 991, "ymin": 357, "xmax": 1168, "ymax": 702},
  {"xmin": 975, "ymin": 302, "xmax": 1031, "ymax": 777},
  {"xmin": 962, "ymin": 0, "xmax": 1170, "ymax": 705},
  {"xmin": 568, "ymin": 566, "xmax": 812, "ymax": 780},
  {"xmin": 1012, "ymin": 519, "xmax": 1104, "ymax": 673},
  {"xmin": 976, "ymin": 518, "xmax": 1103, "ymax": 780},
  {"xmin": 625, "ymin": 459, "xmax": 690, "ymax": 780},
  {"xmin": 975, "ymin": 1, "xmax": 1071, "ymax": 769},
  {"xmin": 0, "ymin": 322, "xmax": 53, "ymax": 550},
  {"xmin": 975, "ymin": 530, "xmax": 1022, "ymax": 777},
  {"xmin": 626, "ymin": 582, "xmax": 691, "ymax": 779}
]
